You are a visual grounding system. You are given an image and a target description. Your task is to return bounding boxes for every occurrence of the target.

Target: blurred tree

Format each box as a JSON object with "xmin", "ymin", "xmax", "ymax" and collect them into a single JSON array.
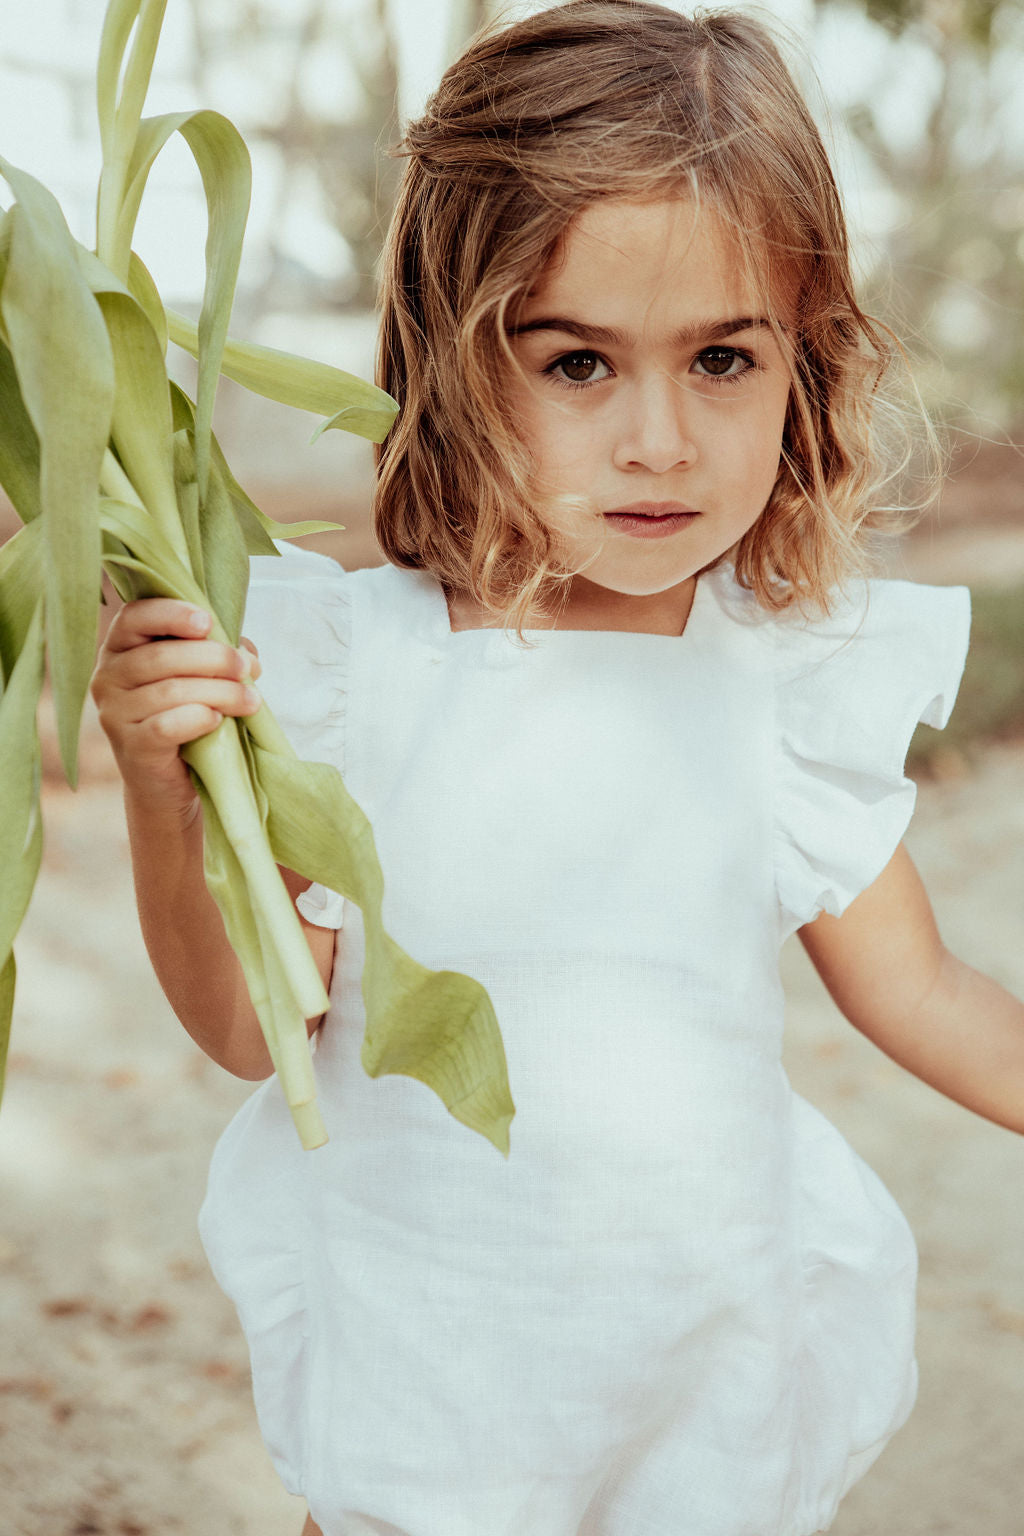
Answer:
[
  {"xmin": 860, "ymin": 0, "xmax": 1002, "ymax": 48},
  {"xmin": 447, "ymin": 0, "xmax": 496, "ymax": 54},
  {"xmin": 815, "ymin": 0, "xmax": 1024, "ymax": 429},
  {"xmin": 181, "ymin": 0, "xmax": 502, "ymax": 317},
  {"xmin": 185, "ymin": 0, "xmax": 400, "ymax": 313}
]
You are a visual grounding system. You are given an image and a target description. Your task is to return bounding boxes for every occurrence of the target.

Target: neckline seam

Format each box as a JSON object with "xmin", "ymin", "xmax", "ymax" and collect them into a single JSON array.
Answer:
[{"xmin": 430, "ymin": 569, "xmax": 713, "ymax": 642}]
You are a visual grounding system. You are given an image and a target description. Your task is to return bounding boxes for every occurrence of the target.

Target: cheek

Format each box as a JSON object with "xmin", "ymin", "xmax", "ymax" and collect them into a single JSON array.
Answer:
[
  {"xmin": 738, "ymin": 389, "xmax": 789, "ymax": 468},
  {"xmin": 706, "ymin": 404, "xmax": 786, "ymax": 515},
  {"xmin": 531, "ymin": 409, "xmax": 601, "ymax": 480}
]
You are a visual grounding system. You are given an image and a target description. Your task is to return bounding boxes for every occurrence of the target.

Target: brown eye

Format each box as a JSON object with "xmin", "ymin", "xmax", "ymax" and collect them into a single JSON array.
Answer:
[
  {"xmin": 551, "ymin": 350, "xmax": 609, "ymax": 386},
  {"xmin": 698, "ymin": 348, "xmax": 737, "ymax": 375},
  {"xmin": 693, "ymin": 347, "xmax": 752, "ymax": 381}
]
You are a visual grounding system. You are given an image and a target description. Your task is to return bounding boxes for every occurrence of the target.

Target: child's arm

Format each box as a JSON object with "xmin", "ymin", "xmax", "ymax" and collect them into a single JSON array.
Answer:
[
  {"xmin": 798, "ymin": 843, "xmax": 1024, "ymax": 1134},
  {"xmin": 92, "ymin": 596, "xmax": 334, "ymax": 1082}
]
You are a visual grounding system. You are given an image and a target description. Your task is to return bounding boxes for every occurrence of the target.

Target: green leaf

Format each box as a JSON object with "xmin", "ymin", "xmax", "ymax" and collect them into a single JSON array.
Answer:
[
  {"xmin": 0, "ymin": 519, "xmax": 45, "ymax": 682},
  {"xmin": 169, "ymin": 382, "xmax": 342, "ymax": 551},
  {"xmin": 96, "ymin": 290, "xmax": 186, "ymax": 563},
  {"xmin": 171, "ymin": 429, "xmax": 249, "ymax": 644},
  {"xmin": 245, "ymin": 511, "xmax": 346, "ymax": 545},
  {"xmin": 76, "ymin": 243, "xmax": 168, "ymax": 356},
  {"xmin": 199, "ymin": 459, "xmax": 249, "ymax": 646},
  {"xmin": 254, "ymin": 747, "xmax": 515, "ymax": 1157},
  {"xmin": 0, "ymin": 163, "xmax": 114, "ymax": 786},
  {"xmin": 0, "ymin": 952, "xmax": 16, "ymax": 1107},
  {"xmin": 0, "ymin": 601, "xmax": 46, "ymax": 1105},
  {"xmin": 127, "ymin": 250, "xmax": 168, "ymax": 351},
  {"xmin": 0, "ymin": 205, "xmax": 12, "ymax": 344},
  {"xmin": 74, "ymin": 241, "xmax": 134, "ymax": 300},
  {"xmin": 309, "ymin": 403, "xmax": 395, "ymax": 444},
  {"xmin": 171, "ymin": 430, "xmax": 204, "ymax": 583},
  {"xmin": 96, "ymin": 0, "xmax": 148, "ymax": 159},
  {"xmin": 166, "ymin": 309, "xmax": 399, "ymax": 445},
  {"xmin": 98, "ymin": 497, "xmax": 205, "ymax": 607},
  {"xmin": 74, "ymin": 251, "xmax": 185, "ymax": 559},
  {"xmin": 117, "ymin": 110, "xmax": 251, "ymax": 501},
  {"xmin": 96, "ymin": 1, "xmax": 168, "ymax": 275},
  {"xmin": 0, "ymin": 338, "xmax": 42, "ymax": 524},
  {"xmin": 0, "ymin": 776, "xmax": 43, "ymax": 960}
]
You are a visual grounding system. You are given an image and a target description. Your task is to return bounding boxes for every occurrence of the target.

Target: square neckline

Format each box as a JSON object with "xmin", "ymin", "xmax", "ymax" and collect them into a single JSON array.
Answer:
[{"xmin": 426, "ymin": 565, "xmax": 719, "ymax": 646}]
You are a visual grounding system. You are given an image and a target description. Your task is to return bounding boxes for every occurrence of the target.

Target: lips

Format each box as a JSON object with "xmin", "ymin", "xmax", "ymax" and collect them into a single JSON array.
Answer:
[
  {"xmin": 602, "ymin": 506, "xmax": 698, "ymax": 540},
  {"xmin": 603, "ymin": 503, "xmax": 698, "ymax": 518}
]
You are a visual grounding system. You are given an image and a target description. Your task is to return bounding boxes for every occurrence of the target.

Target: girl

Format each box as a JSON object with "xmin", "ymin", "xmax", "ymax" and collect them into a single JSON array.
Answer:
[{"xmin": 90, "ymin": 3, "xmax": 1024, "ymax": 1534}]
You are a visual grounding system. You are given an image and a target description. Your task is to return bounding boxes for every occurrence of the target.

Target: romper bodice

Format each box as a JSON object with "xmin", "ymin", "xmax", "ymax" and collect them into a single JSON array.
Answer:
[{"xmin": 199, "ymin": 543, "xmax": 970, "ymax": 1536}]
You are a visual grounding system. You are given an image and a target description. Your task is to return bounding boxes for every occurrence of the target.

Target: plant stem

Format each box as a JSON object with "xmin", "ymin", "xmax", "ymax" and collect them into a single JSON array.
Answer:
[
  {"xmin": 99, "ymin": 448, "xmax": 145, "ymax": 508},
  {"xmin": 184, "ymin": 722, "xmax": 328, "ymax": 1023},
  {"xmin": 100, "ymin": 449, "xmax": 194, "ymax": 574}
]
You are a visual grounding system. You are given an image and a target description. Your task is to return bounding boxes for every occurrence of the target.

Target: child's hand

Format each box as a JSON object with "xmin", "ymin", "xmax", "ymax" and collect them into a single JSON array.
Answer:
[{"xmin": 91, "ymin": 598, "xmax": 263, "ymax": 819}]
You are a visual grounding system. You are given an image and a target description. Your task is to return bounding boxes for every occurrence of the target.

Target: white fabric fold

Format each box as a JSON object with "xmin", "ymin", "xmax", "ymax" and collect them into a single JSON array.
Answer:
[
  {"xmin": 242, "ymin": 540, "xmax": 351, "ymax": 929},
  {"xmin": 772, "ymin": 576, "xmax": 971, "ymax": 934}
]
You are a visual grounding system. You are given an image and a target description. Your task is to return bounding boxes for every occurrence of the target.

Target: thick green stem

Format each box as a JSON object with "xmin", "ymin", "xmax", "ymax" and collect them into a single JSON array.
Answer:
[
  {"xmin": 244, "ymin": 923, "xmax": 327, "ymax": 1151},
  {"xmin": 196, "ymin": 773, "xmax": 327, "ymax": 1150},
  {"xmin": 245, "ymin": 697, "xmax": 296, "ymax": 757},
  {"xmin": 98, "ymin": 451, "xmax": 326, "ymax": 1122},
  {"xmin": 100, "ymin": 450, "xmax": 200, "ymax": 590},
  {"xmin": 96, "ymin": 158, "xmax": 131, "ymax": 277},
  {"xmin": 102, "ymin": 435, "xmax": 192, "ymax": 587},
  {"xmin": 254, "ymin": 904, "xmax": 327, "ymax": 1149},
  {"xmin": 184, "ymin": 721, "xmax": 328, "ymax": 1023},
  {"xmin": 100, "ymin": 451, "xmax": 187, "ymax": 572}
]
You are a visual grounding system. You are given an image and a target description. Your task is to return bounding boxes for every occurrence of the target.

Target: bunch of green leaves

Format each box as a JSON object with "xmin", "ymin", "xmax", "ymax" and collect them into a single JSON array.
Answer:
[{"xmin": 0, "ymin": 0, "xmax": 514, "ymax": 1156}]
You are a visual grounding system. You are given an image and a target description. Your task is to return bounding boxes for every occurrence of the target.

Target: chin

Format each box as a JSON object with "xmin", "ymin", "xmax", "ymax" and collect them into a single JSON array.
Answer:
[{"xmin": 579, "ymin": 569, "xmax": 698, "ymax": 598}]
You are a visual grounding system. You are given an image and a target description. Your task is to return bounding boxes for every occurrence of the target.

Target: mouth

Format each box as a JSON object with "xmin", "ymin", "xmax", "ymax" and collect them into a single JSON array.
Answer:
[
  {"xmin": 602, "ymin": 503, "xmax": 699, "ymax": 539},
  {"xmin": 603, "ymin": 503, "xmax": 699, "ymax": 519}
]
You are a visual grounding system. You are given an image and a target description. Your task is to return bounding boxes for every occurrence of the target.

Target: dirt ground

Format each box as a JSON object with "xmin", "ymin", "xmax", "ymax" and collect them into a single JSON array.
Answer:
[{"xmin": 1, "ymin": 518, "xmax": 1022, "ymax": 1536}]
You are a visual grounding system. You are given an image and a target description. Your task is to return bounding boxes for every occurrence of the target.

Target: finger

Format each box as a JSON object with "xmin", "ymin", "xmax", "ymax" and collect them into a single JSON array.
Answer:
[
  {"xmin": 127, "ymin": 703, "xmax": 229, "ymax": 753},
  {"xmin": 108, "ymin": 638, "xmax": 255, "ymax": 690},
  {"xmin": 105, "ymin": 598, "xmax": 213, "ymax": 653},
  {"xmin": 238, "ymin": 637, "xmax": 262, "ymax": 680},
  {"xmin": 123, "ymin": 675, "xmax": 262, "ymax": 726}
]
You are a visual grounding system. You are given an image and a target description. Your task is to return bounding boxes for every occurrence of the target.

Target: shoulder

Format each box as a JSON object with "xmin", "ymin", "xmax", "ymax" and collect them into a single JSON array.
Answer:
[
  {"xmin": 246, "ymin": 539, "xmax": 348, "ymax": 595},
  {"xmin": 758, "ymin": 571, "xmax": 971, "ymax": 934},
  {"xmin": 770, "ymin": 573, "xmax": 970, "ymax": 671},
  {"xmin": 706, "ymin": 565, "xmax": 970, "ymax": 728},
  {"xmin": 768, "ymin": 576, "xmax": 971, "ymax": 759}
]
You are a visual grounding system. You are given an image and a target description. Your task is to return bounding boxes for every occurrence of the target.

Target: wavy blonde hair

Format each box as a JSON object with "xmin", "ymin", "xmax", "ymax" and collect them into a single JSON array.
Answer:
[{"xmin": 373, "ymin": 0, "xmax": 933, "ymax": 639}]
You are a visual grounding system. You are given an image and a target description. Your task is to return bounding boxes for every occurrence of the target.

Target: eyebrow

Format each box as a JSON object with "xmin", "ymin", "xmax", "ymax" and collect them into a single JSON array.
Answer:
[{"xmin": 507, "ymin": 314, "xmax": 771, "ymax": 347}]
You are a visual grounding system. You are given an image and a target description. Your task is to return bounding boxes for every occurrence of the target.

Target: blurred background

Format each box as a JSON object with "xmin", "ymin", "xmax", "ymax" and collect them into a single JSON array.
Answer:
[{"xmin": 0, "ymin": 2, "xmax": 1022, "ymax": 1533}]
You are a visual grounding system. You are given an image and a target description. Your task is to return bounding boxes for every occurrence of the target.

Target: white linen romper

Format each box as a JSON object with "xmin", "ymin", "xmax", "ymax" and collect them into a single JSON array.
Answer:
[{"xmin": 199, "ymin": 542, "xmax": 971, "ymax": 1536}]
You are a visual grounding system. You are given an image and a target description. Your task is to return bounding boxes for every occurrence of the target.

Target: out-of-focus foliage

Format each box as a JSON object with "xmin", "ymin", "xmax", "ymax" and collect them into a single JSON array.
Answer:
[
  {"xmin": 184, "ymin": 0, "xmax": 401, "ymax": 313},
  {"xmin": 182, "ymin": 0, "xmax": 495, "ymax": 316},
  {"xmin": 815, "ymin": 0, "xmax": 1024, "ymax": 430},
  {"xmin": 861, "ymin": 0, "xmax": 1002, "ymax": 48},
  {"xmin": 174, "ymin": 0, "xmax": 1020, "ymax": 430},
  {"xmin": 910, "ymin": 580, "xmax": 1024, "ymax": 769}
]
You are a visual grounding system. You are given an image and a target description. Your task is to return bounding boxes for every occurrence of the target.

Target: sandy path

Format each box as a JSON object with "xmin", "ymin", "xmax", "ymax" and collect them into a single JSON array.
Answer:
[{"xmin": 1, "ymin": 725, "xmax": 1022, "ymax": 1536}]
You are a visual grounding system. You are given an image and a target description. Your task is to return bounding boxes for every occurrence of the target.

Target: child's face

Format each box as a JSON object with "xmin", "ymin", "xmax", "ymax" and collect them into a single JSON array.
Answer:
[{"xmin": 507, "ymin": 197, "xmax": 793, "ymax": 619}]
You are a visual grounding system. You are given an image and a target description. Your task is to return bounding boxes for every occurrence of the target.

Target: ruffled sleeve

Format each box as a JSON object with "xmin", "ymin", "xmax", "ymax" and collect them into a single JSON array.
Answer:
[
  {"xmin": 774, "ymin": 576, "xmax": 970, "ymax": 936},
  {"xmin": 241, "ymin": 540, "xmax": 349, "ymax": 930}
]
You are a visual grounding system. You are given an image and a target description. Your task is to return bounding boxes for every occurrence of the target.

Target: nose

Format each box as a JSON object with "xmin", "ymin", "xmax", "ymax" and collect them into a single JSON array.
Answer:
[{"xmin": 612, "ymin": 369, "xmax": 697, "ymax": 475}]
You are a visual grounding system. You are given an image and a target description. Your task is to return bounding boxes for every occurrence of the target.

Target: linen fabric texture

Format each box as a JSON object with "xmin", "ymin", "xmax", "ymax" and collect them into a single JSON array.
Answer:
[{"xmin": 198, "ymin": 542, "xmax": 971, "ymax": 1536}]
